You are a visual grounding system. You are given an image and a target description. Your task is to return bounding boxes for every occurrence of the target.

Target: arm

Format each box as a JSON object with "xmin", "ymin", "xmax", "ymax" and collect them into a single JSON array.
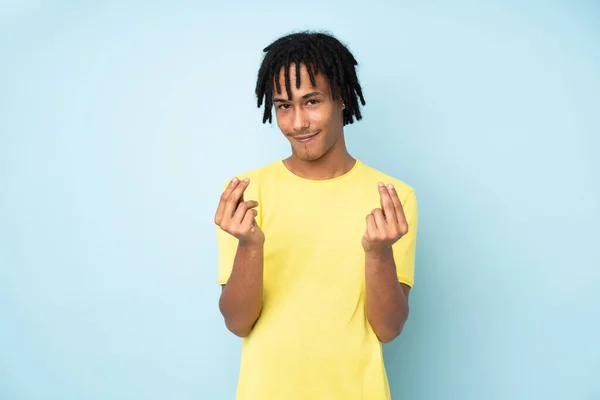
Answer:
[
  {"xmin": 363, "ymin": 182, "xmax": 415, "ymax": 343},
  {"xmin": 214, "ymin": 177, "xmax": 265, "ymax": 337},
  {"xmin": 365, "ymin": 248, "xmax": 410, "ymax": 343},
  {"xmin": 219, "ymin": 242, "xmax": 264, "ymax": 337}
]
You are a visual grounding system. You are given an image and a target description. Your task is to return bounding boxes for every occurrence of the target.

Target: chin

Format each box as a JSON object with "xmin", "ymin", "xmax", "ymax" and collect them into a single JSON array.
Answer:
[
  {"xmin": 291, "ymin": 145, "xmax": 322, "ymax": 161},
  {"xmin": 301, "ymin": 154, "xmax": 322, "ymax": 161},
  {"xmin": 299, "ymin": 150, "xmax": 328, "ymax": 161}
]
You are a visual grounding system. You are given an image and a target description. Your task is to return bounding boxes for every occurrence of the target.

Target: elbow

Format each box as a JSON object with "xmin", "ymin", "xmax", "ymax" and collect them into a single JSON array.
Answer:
[
  {"xmin": 219, "ymin": 304, "xmax": 260, "ymax": 338},
  {"xmin": 218, "ymin": 288, "xmax": 262, "ymax": 338},
  {"xmin": 225, "ymin": 318, "xmax": 254, "ymax": 338},
  {"xmin": 219, "ymin": 296, "xmax": 251, "ymax": 337},
  {"xmin": 224, "ymin": 318, "xmax": 252, "ymax": 338},
  {"xmin": 222, "ymin": 308, "xmax": 261, "ymax": 338},
  {"xmin": 369, "ymin": 320, "xmax": 401, "ymax": 343},
  {"xmin": 374, "ymin": 314, "xmax": 409, "ymax": 344},
  {"xmin": 229, "ymin": 326, "xmax": 251, "ymax": 338},
  {"xmin": 377, "ymin": 327, "xmax": 403, "ymax": 344}
]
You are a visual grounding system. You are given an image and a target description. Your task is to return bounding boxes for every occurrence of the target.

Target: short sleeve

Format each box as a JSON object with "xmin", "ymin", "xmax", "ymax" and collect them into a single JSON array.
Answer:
[{"xmin": 393, "ymin": 190, "xmax": 418, "ymax": 287}]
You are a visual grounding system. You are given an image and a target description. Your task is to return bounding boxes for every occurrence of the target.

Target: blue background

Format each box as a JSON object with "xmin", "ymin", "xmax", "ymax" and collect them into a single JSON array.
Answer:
[{"xmin": 1, "ymin": 1, "xmax": 599, "ymax": 399}]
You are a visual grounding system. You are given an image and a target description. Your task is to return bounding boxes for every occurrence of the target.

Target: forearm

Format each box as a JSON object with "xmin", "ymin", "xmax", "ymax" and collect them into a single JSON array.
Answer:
[
  {"xmin": 219, "ymin": 242, "xmax": 264, "ymax": 337},
  {"xmin": 365, "ymin": 247, "xmax": 409, "ymax": 343}
]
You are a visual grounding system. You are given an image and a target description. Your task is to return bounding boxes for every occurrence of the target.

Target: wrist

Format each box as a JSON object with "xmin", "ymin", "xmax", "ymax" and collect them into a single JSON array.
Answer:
[
  {"xmin": 364, "ymin": 246, "xmax": 393, "ymax": 260},
  {"xmin": 238, "ymin": 240, "xmax": 264, "ymax": 251}
]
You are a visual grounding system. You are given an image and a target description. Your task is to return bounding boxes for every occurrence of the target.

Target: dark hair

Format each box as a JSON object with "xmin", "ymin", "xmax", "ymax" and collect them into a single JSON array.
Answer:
[{"xmin": 255, "ymin": 31, "xmax": 366, "ymax": 126}]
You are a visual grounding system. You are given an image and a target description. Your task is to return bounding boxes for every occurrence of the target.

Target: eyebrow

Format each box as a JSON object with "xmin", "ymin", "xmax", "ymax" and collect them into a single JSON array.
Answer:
[{"xmin": 272, "ymin": 91, "xmax": 325, "ymax": 102}]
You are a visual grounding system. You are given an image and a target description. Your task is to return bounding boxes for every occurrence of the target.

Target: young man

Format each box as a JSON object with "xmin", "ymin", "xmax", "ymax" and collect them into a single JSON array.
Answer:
[{"xmin": 214, "ymin": 31, "xmax": 418, "ymax": 400}]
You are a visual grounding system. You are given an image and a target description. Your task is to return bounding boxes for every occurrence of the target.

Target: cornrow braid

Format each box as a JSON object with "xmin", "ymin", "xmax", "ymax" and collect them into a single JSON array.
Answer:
[{"xmin": 255, "ymin": 31, "xmax": 366, "ymax": 126}]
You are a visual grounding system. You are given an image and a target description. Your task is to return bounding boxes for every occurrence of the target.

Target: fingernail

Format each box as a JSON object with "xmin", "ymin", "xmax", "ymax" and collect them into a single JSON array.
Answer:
[
  {"xmin": 243, "ymin": 178, "xmax": 250, "ymax": 183},
  {"xmin": 232, "ymin": 177, "xmax": 238, "ymax": 183},
  {"xmin": 378, "ymin": 182, "xmax": 384, "ymax": 187},
  {"xmin": 388, "ymin": 184, "xmax": 394, "ymax": 189}
]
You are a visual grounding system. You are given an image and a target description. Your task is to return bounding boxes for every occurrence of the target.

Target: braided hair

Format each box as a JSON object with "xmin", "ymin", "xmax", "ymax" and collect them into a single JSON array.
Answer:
[{"xmin": 255, "ymin": 31, "xmax": 366, "ymax": 126}]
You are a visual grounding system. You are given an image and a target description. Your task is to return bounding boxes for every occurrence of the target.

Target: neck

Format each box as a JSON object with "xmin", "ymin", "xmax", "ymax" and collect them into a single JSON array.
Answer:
[{"xmin": 284, "ymin": 134, "xmax": 356, "ymax": 180}]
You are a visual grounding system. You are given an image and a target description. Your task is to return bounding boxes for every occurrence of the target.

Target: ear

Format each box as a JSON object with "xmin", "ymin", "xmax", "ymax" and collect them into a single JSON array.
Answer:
[{"xmin": 336, "ymin": 94, "xmax": 345, "ymax": 109}]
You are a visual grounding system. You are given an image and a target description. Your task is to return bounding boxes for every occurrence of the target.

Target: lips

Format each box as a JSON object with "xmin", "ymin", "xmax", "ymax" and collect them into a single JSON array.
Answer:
[{"xmin": 293, "ymin": 131, "xmax": 319, "ymax": 143}]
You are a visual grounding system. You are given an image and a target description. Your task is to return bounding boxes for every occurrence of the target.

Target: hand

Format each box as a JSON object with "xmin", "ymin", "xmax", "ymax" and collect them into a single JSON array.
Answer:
[
  {"xmin": 214, "ymin": 177, "xmax": 264, "ymax": 246},
  {"xmin": 362, "ymin": 182, "xmax": 409, "ymax": 254}
]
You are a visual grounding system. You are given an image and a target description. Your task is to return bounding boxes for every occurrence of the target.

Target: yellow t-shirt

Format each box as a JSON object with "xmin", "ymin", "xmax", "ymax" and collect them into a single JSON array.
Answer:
[{"xmin": 217, "ymin": 159, "xmax": 418, "ymax": 400}]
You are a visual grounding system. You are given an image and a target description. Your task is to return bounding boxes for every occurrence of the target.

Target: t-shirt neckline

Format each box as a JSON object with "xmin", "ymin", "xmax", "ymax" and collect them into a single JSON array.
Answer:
[{"xmin": 278, "ymin": 158, "xmax": 361, "ymax": 183}]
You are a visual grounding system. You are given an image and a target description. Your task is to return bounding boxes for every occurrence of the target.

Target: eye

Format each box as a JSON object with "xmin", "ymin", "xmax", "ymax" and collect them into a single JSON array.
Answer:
[
  {"xmin": 277, "ymin": 104, "xmax": 291, "ymax": 110},
  {"xmin": 307, "ymin": 99, "xmax": 320, "ymax": 106}
]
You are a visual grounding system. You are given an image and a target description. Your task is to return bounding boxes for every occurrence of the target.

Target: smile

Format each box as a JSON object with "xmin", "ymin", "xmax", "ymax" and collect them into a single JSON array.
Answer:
[{"xmin": 293, "ymin": 131, "xmax": 319, "ymax": 143}]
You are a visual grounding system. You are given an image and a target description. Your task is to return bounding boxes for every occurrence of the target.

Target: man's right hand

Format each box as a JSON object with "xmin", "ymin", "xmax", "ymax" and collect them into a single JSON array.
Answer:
[{"xmin": 214, "ymin": 177, "xmax": 264, "ymax": 246}]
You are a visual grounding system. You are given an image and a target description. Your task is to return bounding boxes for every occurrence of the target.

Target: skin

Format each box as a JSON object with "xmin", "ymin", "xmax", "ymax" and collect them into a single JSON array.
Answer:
[
  {"xmin": 216, "ymin": 62, "xmax": 410, "ymax": 342},
  {"xmin": 215, "ymin": 178, "xmax": 264, "ymax": 337},
  {"xmin": 272, "ymin": 63, "xmax": 356, "ymax": 180},
  {"xmin": 363, "ymin": 182, "xmax": 411, "ymax": 343}
]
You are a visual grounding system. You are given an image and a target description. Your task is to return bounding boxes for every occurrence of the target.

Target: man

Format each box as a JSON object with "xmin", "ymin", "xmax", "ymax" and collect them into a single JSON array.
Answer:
[{"xmin": 214, "ymin": 31, "xmax": 418, "ymax": 400}]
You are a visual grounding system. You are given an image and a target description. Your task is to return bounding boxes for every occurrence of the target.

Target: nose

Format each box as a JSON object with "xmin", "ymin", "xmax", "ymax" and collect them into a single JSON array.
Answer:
[{"xmin": 292, "ymin": 108, "xmax": 309, "ymax": 132}]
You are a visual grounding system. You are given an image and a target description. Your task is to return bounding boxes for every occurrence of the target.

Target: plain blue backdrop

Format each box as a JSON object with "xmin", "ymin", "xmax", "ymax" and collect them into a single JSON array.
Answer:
[{"xmin": 1, "ymin": 1, "xmax": 599, "ymax": 399}]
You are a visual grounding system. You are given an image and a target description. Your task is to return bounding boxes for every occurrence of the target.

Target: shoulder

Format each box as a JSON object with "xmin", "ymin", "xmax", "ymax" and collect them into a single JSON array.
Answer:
[
  {"xmin": 218, "ymin": 160, "xmax": 281, "ymax": 192},
  {"xmin": 357, "ymin": 160, "xmax": 416, "ymax": 199},
  {"xmin": 229, "ymin": 160, "xmax": 280, "ymax": 182}
]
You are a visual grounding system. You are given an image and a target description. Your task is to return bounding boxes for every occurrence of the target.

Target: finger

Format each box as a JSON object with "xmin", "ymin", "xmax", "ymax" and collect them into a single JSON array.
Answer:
[
  {"xmin": 249, "ymin": 219, "xmax": 258, "ymax": 233},
  {"xmin": 372, "ymin": 208, "xmax": 386, "ymax": 230},
  {"xmin": 365, "ymin": 213, "xmax": 377, "ymax": 235},
  {"xmin": 223, "ymin": 178, "xmax": 250, "ymax": 220},
  {"xmin": 233, "ymin": 200, "xmax": 259, "ymax": 224},
  {"xmin": 387, "ymin": 184, "xmax": 407, "ymax": 226},
  {"xmin": 240, "ymin": 208, "xmax": 258, "ymax": 231},
  {"xmin": 215, "ymin": 178, "xmax": 240, "ymax": 224},
  {"xmin": 378, "ymin": 182, "xmax": 397, "ymax": 223}
]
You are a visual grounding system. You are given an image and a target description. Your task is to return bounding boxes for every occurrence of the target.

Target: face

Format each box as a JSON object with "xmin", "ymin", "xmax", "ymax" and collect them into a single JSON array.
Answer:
[{"xmin": 272, "ymin": 63, "xmax": 345, "ymax": 161}]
